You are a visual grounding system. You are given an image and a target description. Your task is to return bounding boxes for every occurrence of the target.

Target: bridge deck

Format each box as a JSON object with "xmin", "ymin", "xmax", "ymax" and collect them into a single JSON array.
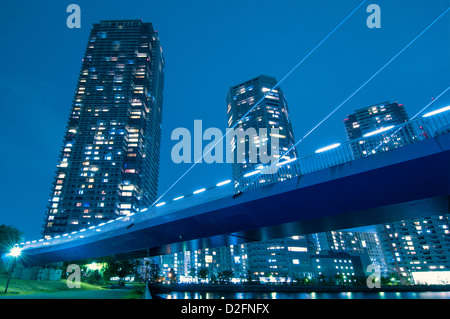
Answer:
[{"xmin": 21, "ymin": 133, "xmax": 450, "ymax": 266}]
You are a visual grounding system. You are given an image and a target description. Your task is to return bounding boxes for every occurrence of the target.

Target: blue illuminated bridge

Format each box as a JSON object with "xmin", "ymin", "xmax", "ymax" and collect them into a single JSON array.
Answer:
[{"xmin": 19, "ymin": 110, "xmax": 450, "ymax": 266}]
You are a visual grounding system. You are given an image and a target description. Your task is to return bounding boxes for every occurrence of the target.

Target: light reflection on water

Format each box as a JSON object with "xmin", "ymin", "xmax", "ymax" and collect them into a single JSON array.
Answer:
[{"xmin": 161, "ymin": 291, "xmax": 450, "ymax": 299}]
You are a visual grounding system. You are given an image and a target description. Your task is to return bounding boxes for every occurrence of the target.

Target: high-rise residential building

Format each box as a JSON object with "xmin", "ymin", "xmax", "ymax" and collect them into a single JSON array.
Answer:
[
  {"xmin": 245, "ymin": 236, "xmax": 313, "ymax": 282},
  {"xmin": 42, "ymin": 20, "xmax": 165, "ymax": 238},
  {"xmin": 158, "ymin": 245, "xmax": 248, "ymax": 283},
  {"xmin": 343, "ymin": 101, "xmax": 415, "ymax": 158},
  {"xmin": 226, "ymin": 75, "xmax": 297, "ymax": 185},
  {"xmin": 157, "ymin": 237, "xmax": 313, "ymax": 283},
  {"xmin": 343, "ymin": 102, "xmax": 450, "ymax": 284},
  {"xmin": 376, "ymin": 215, "xmax": 450, "ymax": 284},
  {"xmin": 311, "ymin": 251, "xmax": 366, "ymax": 285},
  {"xmin": 196, "ymin": 245, "xmax": 248, "ymax": 280},
  {"xmin": 309, "ymin": 231, "xmax": 386, "ymax": 276}
]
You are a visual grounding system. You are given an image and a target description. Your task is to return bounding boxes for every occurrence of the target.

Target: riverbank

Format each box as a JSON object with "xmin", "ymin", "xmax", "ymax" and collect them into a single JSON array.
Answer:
[
  {"xmin": 0, "ymin": 272, "xmax": 144, "ymax": 298},
  {"xmin": 149, "ymin": 282, "xmax": 450, "ymax": 294}
]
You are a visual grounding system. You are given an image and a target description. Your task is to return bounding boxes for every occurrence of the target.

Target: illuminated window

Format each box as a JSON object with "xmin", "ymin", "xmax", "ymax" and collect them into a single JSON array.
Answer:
[{"xmin": 288, "ymin": 247, "xmax": 308, "ymax": 252}]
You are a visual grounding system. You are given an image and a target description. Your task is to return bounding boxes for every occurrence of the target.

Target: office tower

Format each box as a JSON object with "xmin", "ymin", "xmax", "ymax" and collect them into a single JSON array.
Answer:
[
  {"xmin": 226, "ymin": 75, "xmax": 297, "ymax": 184},
  {"xmin": 42, "ymin": 20, "xmax": 165, "ymax": 238},
  {"xmin": 343, "ymin": 101, "xmax": 415, "ymax": 158},
  {"xmin": 376, "ymin": 215, "xmax": 450, "ymax": 284}
]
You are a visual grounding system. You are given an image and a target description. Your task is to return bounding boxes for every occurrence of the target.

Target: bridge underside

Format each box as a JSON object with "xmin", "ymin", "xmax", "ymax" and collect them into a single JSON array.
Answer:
[{"xmin": 22, "ymin": 134, "xmax": 450, "ymax": 266}]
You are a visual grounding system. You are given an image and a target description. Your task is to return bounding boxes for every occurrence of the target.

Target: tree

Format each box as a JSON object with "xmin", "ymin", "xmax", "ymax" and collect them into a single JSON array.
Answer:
[
  {"xmin": 217, "ymin": 270, "xmax": 234, "ymax": 284},
  {"xmin": 102, "ymin": 258, "xmax": 137, "ymax": 285},
  {"xmin": 0, "ymin": 225, "xmax": 23, "ymax": 255},
  {"xmin": 87, "ymin": 269, "xmax": 103, "ymax": 284},
  {"xmin": 334, "ymin": 273, "xmax": 345, "ymax": 285},
  {"xmin": 295, "ymin": 276, "xmax": 311, "ymax": 285},
  {"xmin": 149, "ymin": 262, "xmax": 161, "ymax": 283},
  {"xmin": 0, "ymin": 225, "xmax": 23, "ymax": 272},
  {"xmin": 381, "ymin": 272, "xmax": 401, "ymax": 286},
  {"xmin": 246, "ymin": 270, "xmax": 254, "ymax": 283},
  {"xmin": 317, "ymin": 273, "xmax": 327, "ymax": 284},
  {"xmin": 168, "ymin": 268, "xmax": 177, "ymax": 283},
  {"xmin": 189, "ymin": 267, "xmax": 196, "ymax": 279},
  {"xmin": 353, "ymin": 275, "xmax": 366, "ymax": 286},
  {"xmin": 198, "ymin": 267, "xmax": 209, "ymax": 282}
]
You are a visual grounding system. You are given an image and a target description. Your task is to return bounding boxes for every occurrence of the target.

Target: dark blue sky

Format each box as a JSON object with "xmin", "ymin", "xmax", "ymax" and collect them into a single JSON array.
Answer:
[{"xmin": 0, "ymin": 0, "xmax": 448, "ymax": 240}]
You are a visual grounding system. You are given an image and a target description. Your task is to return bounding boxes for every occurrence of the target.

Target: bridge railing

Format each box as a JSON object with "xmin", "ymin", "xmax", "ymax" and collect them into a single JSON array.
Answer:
[
  {"xmin": 19, "ymin": 108, "xmax": 450, "ymax": 250},
  {"xmin": 238, "ymin": 109, "xmax": 449, "ymax": 191}
]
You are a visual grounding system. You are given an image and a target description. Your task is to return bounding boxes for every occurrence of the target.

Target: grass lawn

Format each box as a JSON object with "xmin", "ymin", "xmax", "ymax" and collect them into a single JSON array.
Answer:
[
  {"xmin": 0, "ymin": 272, "xmax": 105, "ymax": 296},
  {"xmin": 122, "ymin": 284, "xmax": 145, "ymax": 299}
]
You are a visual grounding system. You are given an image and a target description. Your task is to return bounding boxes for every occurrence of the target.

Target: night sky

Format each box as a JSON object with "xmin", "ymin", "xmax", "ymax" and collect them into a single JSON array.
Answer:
[{"xmin": 0, "ymin": 0, "xmax": 448, "ymax": 241}]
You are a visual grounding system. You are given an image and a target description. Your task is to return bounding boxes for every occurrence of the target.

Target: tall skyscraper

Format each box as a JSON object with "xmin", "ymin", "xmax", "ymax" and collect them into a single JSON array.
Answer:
[
  {"xmin": 343, "ymin": 101, "xmax": 415, "ymax": 158},
  {"xmin": 42, "ymin": 20, "xmax": 165, "ymax": 238},
  {"xmin": 226, "ymin": 75, "xmax": 297, "ymax": 184}
]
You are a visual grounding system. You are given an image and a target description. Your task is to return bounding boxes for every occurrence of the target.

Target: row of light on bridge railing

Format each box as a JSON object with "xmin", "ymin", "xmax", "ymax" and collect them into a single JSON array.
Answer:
[
  {"xmin": 242, "ymin": 105, "xmax": 450, "ymax": 178},
  {"xmin": 18, "ymin": 105, "xmax": 450, "ymax": 247},
  {"xmin": 242, "ymin": 157, "xmax": 298, "ymax": 178},
  {"xmin": 19, "ymin": 178, "xmax": 235, "ymax": 246},
  {"xmin": 242, "ymin": 122, "xmax": 398, "ymax": 177},
  {"xmin": 314, "ymin": 105, "xmax": 450, "ymax": 154},
  {"xmin": 127, "ymin": 104, "xmax": 450, "ymax": 223},
  {"xmin": 144, "ymin": 179, "xmax": 232, "ymax": 209}
]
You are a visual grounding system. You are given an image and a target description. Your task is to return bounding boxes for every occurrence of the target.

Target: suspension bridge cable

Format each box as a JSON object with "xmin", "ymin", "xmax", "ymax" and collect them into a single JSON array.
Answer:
[
  {"xmin": 411, "ymin": 86, "xmax": 450, "ymax": 120},
  {"xmin": 129, "ymin": 0, "xmax": 368, "ymax": 226},
  {"xmin": 241, "ymin": 7, "xmax": 450, "ymax": 192}
]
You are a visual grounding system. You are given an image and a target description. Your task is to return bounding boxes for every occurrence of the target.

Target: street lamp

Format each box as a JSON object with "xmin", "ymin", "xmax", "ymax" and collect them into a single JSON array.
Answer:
[{"xmin": 4, "ymin": 246, "xmax": 21, "ymax": 294}]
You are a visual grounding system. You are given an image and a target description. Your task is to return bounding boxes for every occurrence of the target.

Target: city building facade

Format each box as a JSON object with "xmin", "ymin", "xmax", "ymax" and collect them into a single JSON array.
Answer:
[
  {"xmin": 311, "ymin": 251, "xmax": 366, "ymax": 285},
  {"xmin": 376, "ymin": 214, "xmax": 450, "ymax": 284},
  {"xmin": 343, "ymin": 102, "xmax": 450, "ymax": 284},
  {"xmin": 43, "ymin": 20, "xmax": 165, "ymax": 237},
  {"xmin": 226, "ymin": 75, "xmax": 298, "ymax": 185},
  {"xmin": 310, "ymin": 230, "xmax": 386, "ymax": 276},
  {"xmin": 343, "ymin": 101, "xmax": 415, "ymax": 158},
  {"xmin": 245, "ymin": 236, "xmax": 313, "ymax": 283}
]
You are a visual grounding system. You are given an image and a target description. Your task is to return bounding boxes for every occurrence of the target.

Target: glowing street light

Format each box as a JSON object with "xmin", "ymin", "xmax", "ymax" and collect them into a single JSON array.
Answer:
[
  {"xmin": 4, "ymin": 246, "xmax": 22, "ymax": 294},
  {"xmin": 9, "ymin": 246, "xmax": 22, "ymax": 258}
]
